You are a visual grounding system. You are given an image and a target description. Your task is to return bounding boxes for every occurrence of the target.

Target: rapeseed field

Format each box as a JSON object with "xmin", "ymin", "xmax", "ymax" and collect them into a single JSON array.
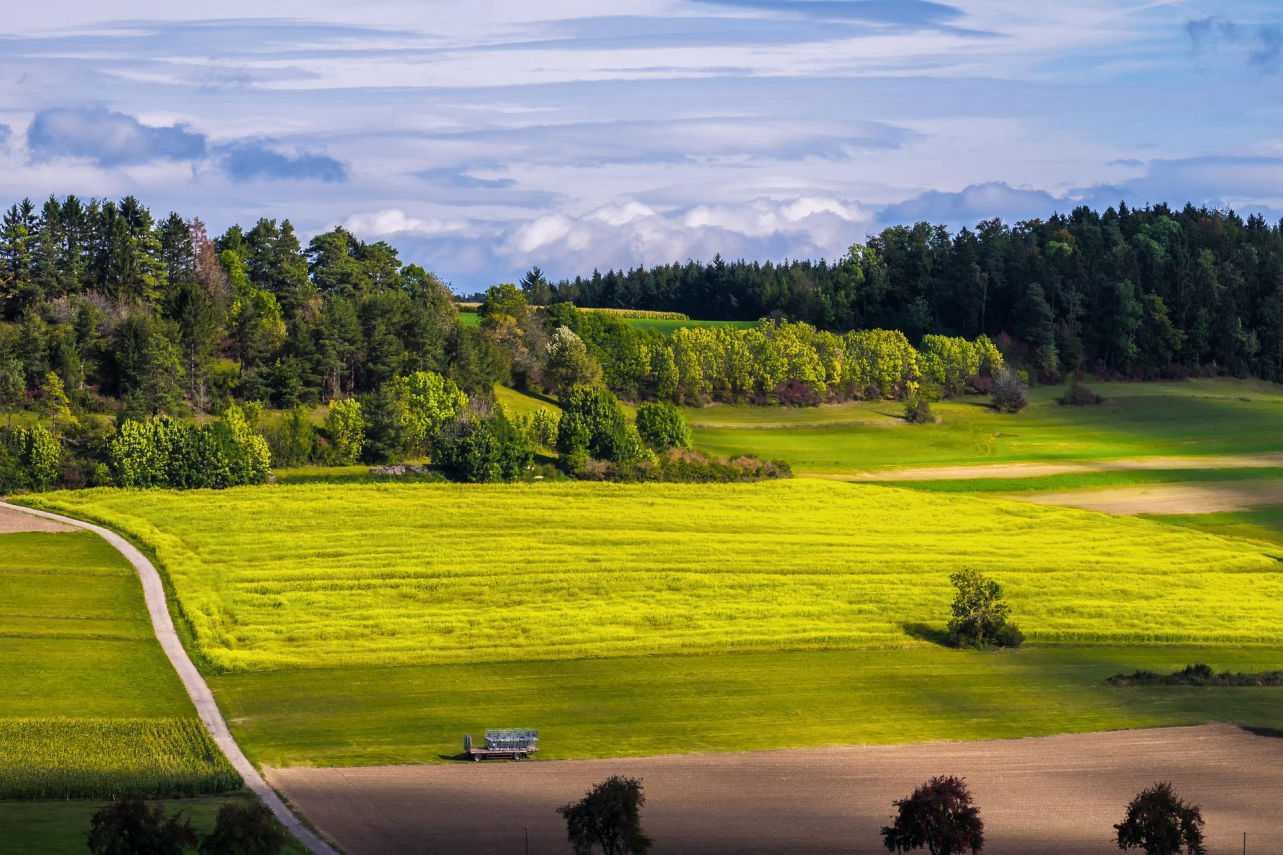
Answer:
[{"xmin": 28, "ymin": 481, "xmax": 1283, "ymax": 673}]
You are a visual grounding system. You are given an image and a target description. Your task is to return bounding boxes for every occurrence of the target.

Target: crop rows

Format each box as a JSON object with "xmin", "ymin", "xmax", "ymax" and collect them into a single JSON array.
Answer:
[
  {"xmin": 26, "ymin": 481, "xmax": 1283, "ymax": 672},
  {"xmin": 0, "ymin": 717, "xmax": 241, "ymax": 799}
]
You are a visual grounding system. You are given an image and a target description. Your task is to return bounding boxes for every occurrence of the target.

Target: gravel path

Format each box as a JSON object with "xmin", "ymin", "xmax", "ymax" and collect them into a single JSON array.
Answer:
[
  {"xmin": 0, "ymin": 502, "xmax": 340, "ymax": 855},
  {"xmin": 831, "ymin": 452, "xmax": 1283, "ymax": 482},
  {"xmin": 268, "ymin": 723, "xmax": 1283, "ymax": 855}
]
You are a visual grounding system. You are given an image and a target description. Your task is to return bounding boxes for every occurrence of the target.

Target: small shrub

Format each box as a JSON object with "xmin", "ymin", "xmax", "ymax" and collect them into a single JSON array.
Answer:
[
  {"xmin": 773, "ymin": 378, "xmax": 820, "ymax": 407},
  {"xmin": 990, "ymin": 368, "xmax": 1027, "ymax": 413},
  {"xmin": 905, "ymin": 398, "xmax": 933, "ymax": 424},
  {"xmin": 1061, "ymin": 380, "xmax": 1103, "ymax": 406},
  {"xmin": 88, "ymin": 797, "xmax": 198, "ymax": 855}
]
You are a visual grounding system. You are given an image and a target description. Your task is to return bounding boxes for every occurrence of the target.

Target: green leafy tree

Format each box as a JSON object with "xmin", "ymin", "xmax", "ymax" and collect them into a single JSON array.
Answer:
[
  {"xmin": 323, "ymin": 398, "xmax": 365, "ymax": 464},
  {"xmin": 946, "ymin": 568, "xmax": 1023, "ymax": 649},
  {"xmin": 87, "ymin": 796, "xmax": 197, "ymax": 855},
  {"xmin": 199, "ymin": 801, "xmax": 287, "ymax": 855},
  {"xmin": 1115, "ymin": 783, "xmax": 1206, "ymax": 855},
  {"xmin": 528, "ymin": 407, "xmax": 559, "ymax": 448},
  {"xmin": 881, "ymin": 776, "xmax": 984, "ymax": 855},
  {"xmin": 390, "ymin": 371, "xmax": 468, "ymax": 456},
  {"xmin": 558, "ymin": 775, "xmax": 651, "ymax": 855},
  {"xmin": 556, "ymin": 385, "xmax": 644, "ymax": 464},
  {"xmin": 38, "ymin": 371, "xmax": 73, "ymax": 433},
  {"xmin": 22, "ymin": 425, "xmax": 61, "ymax": 489},
  {"xmin": 634, "ymin": 402, "xmax": 691, "ymax": 450}
]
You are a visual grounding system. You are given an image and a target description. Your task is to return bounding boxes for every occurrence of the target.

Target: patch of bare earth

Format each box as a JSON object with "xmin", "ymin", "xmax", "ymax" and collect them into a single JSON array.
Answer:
[
  {"xmin": 267, "ymin": 724, "xmax": 1282, "ymax": 855},
  {"xmin": 1011, "ymin": 482, "xmax": 1283, "ymax": 514},
  {"xmin": 832, "ymin": 452, "xmax": 1283, "ymax": 482},
  {"xmin": 0, "ymin": 504, "xmax": 77, "ymax": 533}
]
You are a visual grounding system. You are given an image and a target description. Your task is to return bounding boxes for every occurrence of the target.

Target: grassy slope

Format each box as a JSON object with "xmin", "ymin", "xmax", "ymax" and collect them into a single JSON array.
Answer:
[
  {"xmin": 23, "ymin": 482, "xmax": 1283, "ymax": 672},
  {"xmin": 0, "ymin": 794, "xmax": 308, "ymax": 855},
  {"xmin": 687, "ymin": 379, "xmax": 1283, "ymax": 473}
]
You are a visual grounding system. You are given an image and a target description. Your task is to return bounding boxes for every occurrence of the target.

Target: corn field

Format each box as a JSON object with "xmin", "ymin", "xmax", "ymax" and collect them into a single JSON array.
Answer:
[{"xmin": 0, "ymin": 717, "xmax": 241, "ymax": 799}]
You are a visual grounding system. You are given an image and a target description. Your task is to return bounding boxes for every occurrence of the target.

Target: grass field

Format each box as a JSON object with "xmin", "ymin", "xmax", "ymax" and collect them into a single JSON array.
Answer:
[
  {"xmin": 0, "ymin": 530, "xmax": 238, "ymax": 798},
  {"xmin": 0, "ymin": 794, "xmax": 308, "ymax": 855},
  {"xmin": 210, "ymin": 645, "xmax": 1283, "ymax": 767},
  {"xmin": 687, "ymin": 379, "xmax": 1283, "ymax": 473}
]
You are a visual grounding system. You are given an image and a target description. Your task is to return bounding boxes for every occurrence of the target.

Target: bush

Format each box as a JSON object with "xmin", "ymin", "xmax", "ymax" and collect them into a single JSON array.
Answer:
[
  {"xmin": 557, "ymin": 385, "xmax": 644, "ymax": 465},
  {"xmin": 1061, "ymin": 379, "xmax": 1103, "ymax": 406},
  {"xmin": 634, "ymin": 402, "xmax": 692, "ymax": 450},
  {"xmin": 200, "ymin": 801, "xmax": 287, "ymax": 855},
  {"xmin": 946, "ymin": 568, "xmax": 1023, "ymax": 649},
  {"xmin": 88, "ymin": 797, "xmax": 197, "ymax": 855},
  {"xmin": 107, "ymin": 406, "xmax": 270, "ymax": 489},
  {"xmin": 990, "ymin": 368, "xmax": 1027, "ymax": 413},
  {"xmin": 528, "ymin": 408, "xmax": 559, "ymax": 448},
  {"xmin": 435, "ymin": 411, "xmax": 533, "ymax": 482}
]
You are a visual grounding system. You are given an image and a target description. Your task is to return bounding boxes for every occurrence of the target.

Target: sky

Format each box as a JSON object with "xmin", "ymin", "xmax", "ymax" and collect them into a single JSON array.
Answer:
[{"xmin": 1, "ymin": 1, "xmax": 1282, "ymax": 291}]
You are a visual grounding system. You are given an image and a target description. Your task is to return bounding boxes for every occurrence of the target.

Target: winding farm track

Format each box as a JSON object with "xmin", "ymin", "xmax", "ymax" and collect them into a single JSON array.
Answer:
[{"xmin": 0, "ymin": 502, "xmax": 341, "ymax": 855}]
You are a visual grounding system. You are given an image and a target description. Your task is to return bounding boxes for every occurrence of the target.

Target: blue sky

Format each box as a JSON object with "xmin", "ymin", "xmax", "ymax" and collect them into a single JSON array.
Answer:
[{"xmin": 2, "ymin": 1, "xmax": 1282, "ymax": 290}]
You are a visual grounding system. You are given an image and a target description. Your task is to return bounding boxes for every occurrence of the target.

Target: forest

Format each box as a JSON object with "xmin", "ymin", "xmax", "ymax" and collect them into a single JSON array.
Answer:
[
  {"xmin": 539, "ymin": 203, "xmax": 1283, "ymax": 382},
  {"xmin": 0, "ymin": 194, "xmax": 1277, "ymax": 489}
]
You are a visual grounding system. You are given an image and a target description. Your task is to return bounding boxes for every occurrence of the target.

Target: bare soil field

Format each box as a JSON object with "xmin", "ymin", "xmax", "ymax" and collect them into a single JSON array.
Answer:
[
  {"xmin": 837, "ymin": 452, "xmax": 1283, "ymax": 482},
  {"xmin": 1012, "ymin": 481, "xmax": 1283, "ymax": 514},
  {"xmin": 268, "ymin": 724, "xmax": 1283, "ymax": 855},
  {"xmin": 0, "ymin": 504, "xmax": 76, "ymax": 533}
]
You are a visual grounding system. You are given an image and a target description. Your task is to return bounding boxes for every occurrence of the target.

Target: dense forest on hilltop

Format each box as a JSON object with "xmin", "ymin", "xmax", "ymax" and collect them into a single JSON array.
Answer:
[
  {"xmin": 540, "ymin": 203, "xmax": 1283, "ymax": 381},
  {"xmin": 0, "ymin": 194, "xmax": 1280, "ymax": 490}
]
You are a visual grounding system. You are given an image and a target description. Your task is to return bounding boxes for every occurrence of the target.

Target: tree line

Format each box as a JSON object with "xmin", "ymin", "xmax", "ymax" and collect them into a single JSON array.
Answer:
[{"xmin": 537, "ymin": 203, "xmax": 1283, "ymax": 382}]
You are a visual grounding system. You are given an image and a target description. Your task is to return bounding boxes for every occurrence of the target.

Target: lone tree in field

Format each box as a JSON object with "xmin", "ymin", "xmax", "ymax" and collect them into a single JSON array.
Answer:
[
  {"xmin": 199, "ymin": 801, "xmax": 288, "ymax": 855},
  {"xmin": 946, "ymin": 568, "xmax": 1023, "ymax": 649},
  {"xmin": 558, "ymin": 775, "xmax": 652, "ymax": 855},
  {"xmin": 881, "ymin": 776, "xmax": 984, "ymax": 855},
  {"xmin": 1114, "ymin": 783, "xmax": 1206, "ymax": 855},
  {"xmin": 88, "ymin": 796, "xmax": 198, "ymax": 855}
]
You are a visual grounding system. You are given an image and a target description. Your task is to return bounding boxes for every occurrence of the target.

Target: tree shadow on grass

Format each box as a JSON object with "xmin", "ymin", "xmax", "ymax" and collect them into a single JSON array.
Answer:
[{"xmin": 901, "ymin": 622, "xmax": 952, "ymax": 647}]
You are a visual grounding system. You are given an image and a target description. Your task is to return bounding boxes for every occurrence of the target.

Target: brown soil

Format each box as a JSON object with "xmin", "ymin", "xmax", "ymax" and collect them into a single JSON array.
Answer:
[
  {"xmin": 267, "ymin": 723, "xmax": 1282, "ymax": 855},
  {"xmin": 835, "ymin": 452, "xmax": 1283, "ymax": 482},
  {"xmin": 1012, "ymin": 482, "xmax": 1283, "ymax": 514},
  {"xmin": 0, "ymin": 504, "xmax": 77, "ymax": 533}
]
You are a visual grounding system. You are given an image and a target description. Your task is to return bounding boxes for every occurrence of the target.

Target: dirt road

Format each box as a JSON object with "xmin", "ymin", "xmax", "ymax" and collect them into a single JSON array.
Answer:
[
  {"xmin": 835, "ymin": 452, "xmax": 1283, "ymax": 482},
  {"xmin": 0, "ymin": 504, "xmax": 76, "ymax": 533},
  {"xmin": 1011, "ymin": 481, "xmax": 1283, "ymax": 514},
  {"xmin": 268, "ymin": 723, "xmax": 1283, "ymax": 855}
]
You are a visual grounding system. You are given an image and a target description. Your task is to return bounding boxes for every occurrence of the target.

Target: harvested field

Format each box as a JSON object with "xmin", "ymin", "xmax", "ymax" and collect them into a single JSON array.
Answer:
[
  {"xmin": 1013, "ymin": 481, "xmax": 1283, "ymax": 514},
  {"xmin": 836, "ymin": 452, "xmax": 1283, "ymax": 482},
  {"xmin": 269, "ymin": 724, "xmax": 1282, "ymax": 855},
  {"xmin": 0, "ymin": 505, "xmax": 75, "ymax": 533}
]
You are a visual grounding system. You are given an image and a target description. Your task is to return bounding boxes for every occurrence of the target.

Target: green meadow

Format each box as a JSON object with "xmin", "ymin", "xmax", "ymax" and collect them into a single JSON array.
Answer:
[{"xmin": 686, "ymin": 379, "xmax": 1283, "ymax": 473}]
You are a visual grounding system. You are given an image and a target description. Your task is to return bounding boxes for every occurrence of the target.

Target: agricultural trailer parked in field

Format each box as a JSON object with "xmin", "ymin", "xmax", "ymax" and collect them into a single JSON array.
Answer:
[{"xmin": 464, "ymin": 729, "xmax": 539, "ymax": 760}]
